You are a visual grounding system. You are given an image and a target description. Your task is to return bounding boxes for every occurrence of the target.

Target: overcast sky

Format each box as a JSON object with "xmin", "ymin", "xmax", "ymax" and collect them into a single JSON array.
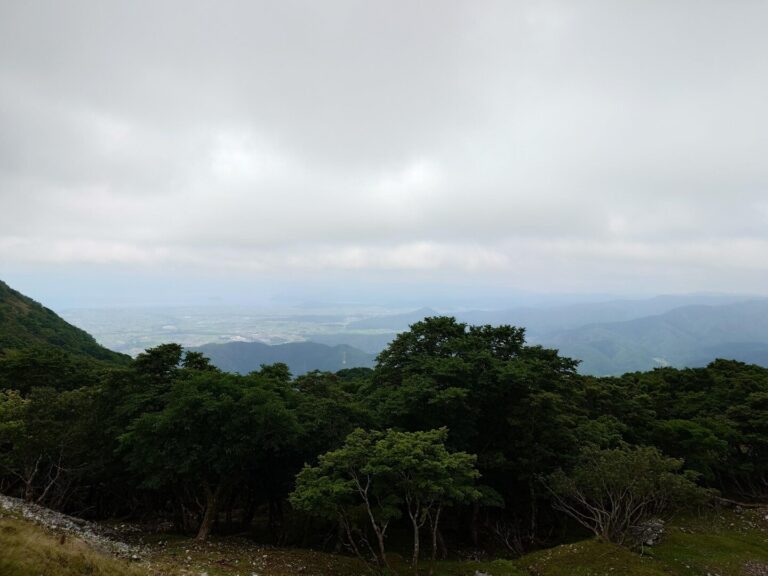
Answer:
[{"xmin": 2, "ymin": 1, "xmax": 768, "ymax": 308}]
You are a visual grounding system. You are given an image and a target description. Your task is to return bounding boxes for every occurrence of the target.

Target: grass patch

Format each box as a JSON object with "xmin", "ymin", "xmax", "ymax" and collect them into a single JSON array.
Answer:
[
  {"xmin": 0, "ymin": 516, "xmax": 146, "ymax": 576},
  {"xmin": 520, "ymin": 538, "xmax": 671, "ymax": 576},
  {"xmin": 647, "ymin": 509, "xmax": 768, "ymax": 576},
  {"xmin": 429, "ymin": 558, "xmax": 527, "ymax": 575},
  {"xmin": 3, "ymin": 505, "xmax": 768, "ymax": 575},
  {"xmin": 135, "ymin": 532, "xmax": 375, "ymax": 576},
  {"xmin": 513, "ymin": 507, "xmax": 768, "ymax": 576}
]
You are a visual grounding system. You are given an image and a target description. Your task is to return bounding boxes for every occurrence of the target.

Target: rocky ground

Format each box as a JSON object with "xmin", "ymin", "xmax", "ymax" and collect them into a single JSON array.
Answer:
[
  {"xmin": 0, "ymin": 492, "xmax": 146, "ymax": 561},
  {"xmin": 4, "ymin": 493, "xmax": 768, "ymax": 576}
]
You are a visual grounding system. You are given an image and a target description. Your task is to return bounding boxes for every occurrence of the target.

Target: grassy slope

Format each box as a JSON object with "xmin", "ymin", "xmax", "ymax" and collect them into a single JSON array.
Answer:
[
  {"xmin": 3, "ymin": 507, "xmax": 767, "ymax": 576},
  {"xmin": 0, "ymin": 280, "xmax": 130, "ymax": 364},
  {"xmin": 0, "ymin": 516, "xmax": 145, "ymax": 576},
  {"xmin": 647, "ymin": 509, "xmax": 768, "ymax": 576},
  {"xmin": 523, "ymin": 508, "xmax": 768, "ymax": 576},
  {"xmin": 129, "ymin": 507, "xmax": 768, "ymax": 576}
]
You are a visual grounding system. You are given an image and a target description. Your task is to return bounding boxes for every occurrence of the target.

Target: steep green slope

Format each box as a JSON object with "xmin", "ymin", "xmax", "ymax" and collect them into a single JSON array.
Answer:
[{"xmin": 0, "ymin": 280, "xmax": 129, "ymax": 364}]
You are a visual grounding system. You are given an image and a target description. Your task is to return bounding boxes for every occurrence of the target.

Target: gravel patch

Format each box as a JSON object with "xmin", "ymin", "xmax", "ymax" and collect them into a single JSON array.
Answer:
[
  {"xmin": 0, "ymin": 493, "xmax": 146, "ymax": 560},
  {"xmin": 745, "ymin": 561, "xmax": 768, "ymax": 576}
]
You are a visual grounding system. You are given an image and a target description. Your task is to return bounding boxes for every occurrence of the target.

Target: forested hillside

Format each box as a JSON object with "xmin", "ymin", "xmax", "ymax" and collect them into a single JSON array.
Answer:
[
  {"xmin": 3, "ymin": 283, "xmax": 768, "ymax": 574},
  {"xmin": 547, "ymin": 299, "xmax": 768, "ymax": 374},
  {"xmin": 0, "ymin": 280, "xmax": 129, "ymax": 365}
]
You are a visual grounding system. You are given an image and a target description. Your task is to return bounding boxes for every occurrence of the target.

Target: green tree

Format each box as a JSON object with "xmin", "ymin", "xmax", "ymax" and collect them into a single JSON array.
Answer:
[
  {"xmin": 652, "ymin": 419, "xmax": 729, "ymax": 482},
  {"xmin": 291, "ymin": 428, "xmax": 480, "ymax": 572},
  {"xmin": 0, "ymin": 347, "xmax": 101, "ymax": 394},
  {"xmin": 544, "ymin": 445, "xmax": 709, "ymax": 545},
  {"xmin": 369, "ymin": 317, "xmax": 582, "ymax": 544},
  {"xmin": 133, "ymin": 343, "xmax": 183, "ymax": 383},
  {"xmin": 0, "ymin": 387, "xmax": 92, "ymax": 505},
  {"xmin": 727, "ymin": 391, "xmax": 768, "ymax": 497},
  {"xmin": 181, "ymin": 350, "xmax": 218, "ymax": 372},
  {"xmin": 119, "ymin": 370, "xmax": 298, "ymax": 540},
  {"xmin": 293, "ymin": 371, "xmax": 372, "ymax": 458},
  {"xmin": 371, "ymin": 428, "xmax": 480, "ymax": 572}
]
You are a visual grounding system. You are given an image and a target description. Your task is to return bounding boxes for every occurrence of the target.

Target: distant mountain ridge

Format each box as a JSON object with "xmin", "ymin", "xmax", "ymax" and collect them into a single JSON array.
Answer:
[
  {"xmin": 190, "ymin": 340, "xmax": 375, "ymax": 376},
  {"xmin": 544, "ymin": 299, "xmax": 768, "ymax": 375},
  {"xmin": 312, "ymin": 295, "xmax": 768, "ymax": 375},
  {"xmin": 457, "ymin": 293, "xmax": 755, "ymax": 338},
  {"xmin": 336, "ymin": 295, "xmax": 752, "ymax": 335},
  {"xmin": 14, "ymin": 279, "xmax": 767, "ymax": 377},
  {"xmin": 0, "ymin": 280, "xmax": 129, "ymax": 364}
]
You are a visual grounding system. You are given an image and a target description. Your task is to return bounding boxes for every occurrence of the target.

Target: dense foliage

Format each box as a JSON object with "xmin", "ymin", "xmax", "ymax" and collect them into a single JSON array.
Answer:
[
  {"xmin": 0, "ymin": 280, "xmax": 130, "ymax": 365},
  {"xmin": 544, "ymin": 446, "xmax": 708, "ymax": 544},
  {"xmin": 3, "ymin": 313, "xmax": 768, "ymax": 570},
  {"xmin": 291, "ymin": 427, "xmax": 480, "ymax": 570}
]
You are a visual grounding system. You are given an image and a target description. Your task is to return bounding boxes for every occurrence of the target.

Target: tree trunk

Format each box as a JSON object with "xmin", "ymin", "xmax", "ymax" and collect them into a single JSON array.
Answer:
[
  {"xmin": 410, "ymin": 512, "xmax": 420, "ymax": 571},
  {"xmin": 334, "ymin": 517, "xmax": 345, "ymax": 554},
  {"xmin": 23, "ymin": 456, "xmax": 41, "ymax": 502},
  {"xmin": 224, "ymin": 491, "xmax": 235, "ymax": 533},
  {"xmin": 428, "ymin": 506, "xmax": 442, "ymax": 576},
  {"xmin": 354, "ymin": 472, "xmax": 391, "ymax": 571},
  {"xmin": 276, "ymin": 499, "xmax": 286, "ymax": 545},
  {"xmin": 173, "ymin": 498, "xmax": 185, "ymax": 533},
  {"xmin": 338, "ymin": 513, "xmax": 364, "ymax": 560},
  {"xmin": 470, "ymin": 501, "xmax": 480, "ymax": 546},
  {"xmin": 268, "ymin": 498, "xmax": 285, "ymax": 543},
  {"xmin": 437, "ymin": 526, "xmax": 448, "ymax": 560},
  {"xmin": 196, "ymin": 483, "xmax": 223, "ymax": 541},
  {"xmin": 241, "ymin": 496, "xmax": 256, "ymax": 531},
  {"xmin": 364, "ymin": 512, "xmax": 390, "ymax": 572},
  {"xmin": 24, "ymin": 477, "xmax": 34, "ymax": 502}
]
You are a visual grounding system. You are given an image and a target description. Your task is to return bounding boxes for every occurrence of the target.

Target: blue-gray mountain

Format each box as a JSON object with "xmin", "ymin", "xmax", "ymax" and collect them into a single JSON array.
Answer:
[
  {"xmin": 336, "ymin": 294, "xmax": 752, "ymax": 337},
  {"xmin": 545, "ymin": 300, "xmax": 768, "ymax": 375},
  {"xmin": 190, "ymin": 341, "xmax": 375, "ymax": 376},
  {"xmin": 317, "ymin": 296, "xmax": 768, "ymax": 375}
]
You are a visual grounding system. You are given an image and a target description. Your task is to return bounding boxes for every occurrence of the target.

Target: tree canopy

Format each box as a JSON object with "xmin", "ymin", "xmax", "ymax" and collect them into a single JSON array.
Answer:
[{"xmin": 4, "ymin": 314, "xmax": 768, "ymax": 565}]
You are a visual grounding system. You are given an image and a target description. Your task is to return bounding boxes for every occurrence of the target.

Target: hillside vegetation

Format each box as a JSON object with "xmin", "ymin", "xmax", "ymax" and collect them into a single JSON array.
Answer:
[
  {"xmin": 547, "ymin": 300, "xmax": 768, "ymax": 374},
  {"xmin": 0, "ymin": 280, "xmax": 129, "ymax": 365},
  {"xmin": 3, "ymin": 280, "xmax": 768, "ymax": 575}
]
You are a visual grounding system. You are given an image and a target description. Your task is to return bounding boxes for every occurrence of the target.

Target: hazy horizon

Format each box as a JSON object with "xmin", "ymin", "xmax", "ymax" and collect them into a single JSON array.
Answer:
[
  {"xmin": 5, "ymin": 270, "xmax": 765, "ymax": 313},
  {"xmin": 3, "ymin": 1, "xmax": 768, "ymax": 308}
]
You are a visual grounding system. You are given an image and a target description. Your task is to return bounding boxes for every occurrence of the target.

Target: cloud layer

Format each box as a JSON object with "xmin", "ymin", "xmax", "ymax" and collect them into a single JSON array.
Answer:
[{"xmin": 2, "ymin": 0, "xmax": 768, "ymax": 300}]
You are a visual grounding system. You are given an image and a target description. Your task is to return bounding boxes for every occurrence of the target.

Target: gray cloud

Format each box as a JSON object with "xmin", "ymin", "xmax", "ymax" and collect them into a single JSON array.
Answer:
[{"xmin": 2, "ymin": 0, "xmax": 768, "ymax": 301}]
